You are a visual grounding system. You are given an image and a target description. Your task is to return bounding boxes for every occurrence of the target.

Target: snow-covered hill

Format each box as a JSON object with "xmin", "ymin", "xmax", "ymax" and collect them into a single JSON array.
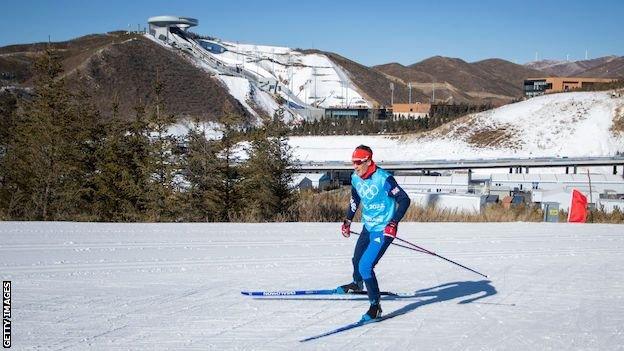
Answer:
[
  {"xmin": 290, "ymin": 91, "xmax": 624, "ymax": 162},
  {"xmin": 148, "ymin": 31, "xmax": 368, "ymax": 122}
]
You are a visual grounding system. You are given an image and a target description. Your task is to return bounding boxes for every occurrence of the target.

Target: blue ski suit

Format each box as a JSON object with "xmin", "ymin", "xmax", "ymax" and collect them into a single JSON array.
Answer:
[{"xmin": 347, "ymin": 166, "xmax": 411, "ymax": 305}]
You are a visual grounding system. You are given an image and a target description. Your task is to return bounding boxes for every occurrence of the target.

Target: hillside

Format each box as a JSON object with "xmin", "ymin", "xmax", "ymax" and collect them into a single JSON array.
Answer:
[
  {"xmin": 288, "ymin": 90, "xmax": 624, "ymax": 161},
  {"xmin": 299, "ymin": 49, "xmax": 429, "ymax": 106},
  {"xmin": 0, "ymin": 33, "xmax": 136, "ymax": 86},
  {"xmin": 372, "ymin": 62, "xmax": 474, "ymax": 104},
  {"xmin": 579, "ymin": 57, "xmax": 624, "ymax": 78},
  {"xmin": 3, "ymin": 28, "xmax": 622, "ymax": 124},
  {"xmin": 374, "ymin": 57, "xmax": 543, "ymax": 105},
  {"xmin": 3, "ymin": 30, "xmax": 542, "ymax": 123},
  {"xmin": 426, "ymin": 90, "xmax": 624, "ymax": 155},
  {"xmin": 64, "ymin": 36, "xmax": 249, "ymax": 121},
  {"xmin": 472, "ymin": 58, "xmax": 545, "ymax": 95},
  {"xmin": 525, "ymin": 56, "xmax": 621, "ymax": 77},
  {"xmin": 410, "ymin": 57, "xmax": 536, "ymax": 99},
  {"xmin": 0, "ymin": 32, "xmax": 250, "ymax": 121}
]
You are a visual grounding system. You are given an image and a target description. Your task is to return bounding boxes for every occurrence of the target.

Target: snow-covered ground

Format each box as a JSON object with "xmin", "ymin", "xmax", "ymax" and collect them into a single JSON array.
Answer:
[
  {"xmin": 290, "ymin": 91, "xmax": 624, "ymax": 162},
  {"xmin": 2, "ymin": 222, "xmax": 624, "ymax": 350}
]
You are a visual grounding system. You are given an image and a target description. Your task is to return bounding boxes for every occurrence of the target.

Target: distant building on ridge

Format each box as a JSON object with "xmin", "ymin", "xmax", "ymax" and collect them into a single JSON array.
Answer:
[
  {"xmin": 523, "ymin": 77, "xmax": 616, "ymax": 97},
  {"xmin": 391, "ymin": 103, "xmax": 431, "ymax": 120}
]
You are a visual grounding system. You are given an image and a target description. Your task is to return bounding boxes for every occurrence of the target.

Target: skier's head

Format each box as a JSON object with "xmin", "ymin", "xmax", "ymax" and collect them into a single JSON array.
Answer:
[{"xmin": 352, "ymin": 145, "xmax": 373, "ymax": 177}]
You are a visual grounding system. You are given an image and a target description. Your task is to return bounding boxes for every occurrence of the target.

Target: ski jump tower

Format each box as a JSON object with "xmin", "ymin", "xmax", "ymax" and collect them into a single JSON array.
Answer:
[{"xmin": 147, "ymin": 16, "xmax": 198, "ymax": 42}]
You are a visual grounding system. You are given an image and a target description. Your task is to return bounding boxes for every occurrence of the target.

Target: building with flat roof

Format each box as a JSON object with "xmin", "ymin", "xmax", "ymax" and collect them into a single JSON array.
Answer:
[
  {"xmin": 523, "ymin": 77, "xmax": 617, "ymax": 97},
  {"xmin": 148, "ymin": 16, "xmax": 198, "ymax": 43},
  {"xmin": 324, "ymin": 107, "xmax": 370, "ymax": 119},
  {"xmin": 391, "ymin": 103, "xmax": 431, "ymax": 119}
]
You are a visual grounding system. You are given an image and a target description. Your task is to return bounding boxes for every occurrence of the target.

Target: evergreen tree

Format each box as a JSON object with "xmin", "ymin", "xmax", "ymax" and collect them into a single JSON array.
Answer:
[
  {"xmin": 215, "ymin": 111, "xmax": 244, "ymax": 221},
  {"xmin": 91, "ymin": 103, "xmax": 152, "ymax": 221},
  {"xmin": 144, "ymin": 77, "xmax": 181, "ymax": 221},
  {"xmin": 0, "ymin": 91, "xmax": 18, "ymax": 218},
  {"xmin": 180, "ymin": 120, "xmax": 223, "ymax": 221},
  {"xmin": 1, "ymin": 48, "xmax": 76, "ymax": 219},
  {"xmin": 65, "ymin": 72, "xmax": 107, "ymax": 220},
  {"xmin": 241, "ymin": 109, "xmax": 296, "ymax": 221}
]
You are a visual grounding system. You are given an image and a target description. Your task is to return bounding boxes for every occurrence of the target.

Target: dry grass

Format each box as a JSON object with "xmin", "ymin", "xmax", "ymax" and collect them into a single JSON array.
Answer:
[
  {"xmin": 295, "ymin": 188, "xmax": 354, "ymax": 222},
  {"xmin": 587, "ymin": 207, "xmax": 624, "ymax": 224},
  {"xmin": 467, "ymin": 127, "xmax": 517, "ymax": 149},
  {"xmin": 295, "ymin": 187, "xmax": 543, "ymax": 222},
  {"xmin": 611, "ymin": 105, "xmax": 624, "ymax": 133},
  {"xmin": 294, "ymin": 187, "xmax": 624, "ymax": 223},
  {"xmin": 402, "ymin": 203, "xmax": 542, "ymax": 222}
]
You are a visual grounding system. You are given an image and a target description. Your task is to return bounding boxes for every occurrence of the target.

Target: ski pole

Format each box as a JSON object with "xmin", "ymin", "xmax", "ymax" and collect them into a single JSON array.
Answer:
[{"xmin": 350, "ymin": 230, "xmax": 489, "ymax": 278}]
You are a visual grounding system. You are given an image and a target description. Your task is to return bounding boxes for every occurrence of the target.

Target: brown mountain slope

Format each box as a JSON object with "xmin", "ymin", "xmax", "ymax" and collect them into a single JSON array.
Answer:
[
  {"xmin": 409, "ymin": 56, "xmax": 523, "ymax": 99},
  {"xmin": 578, "ymin": 56, "xmax": 624, "ymax": 78},
  {"xmin": 0, "ymin": 53, "xmax": 35, "ymax": 85},
  {"xmin": 301, "ymin": 50, "xmax": 429, "ymax": 106},
  {"xmin": 374, "ymin": 62, "xmax": 434, "ymax": 84},
  {"xmin": 374, "ymin": 56, "xmax": 538, "ymax": 104},
  {"xmin": 373, "ymin": 62, "xmax": 475, "ymax": 104},
  {"xmin": 525, "ymin": 56, "xmax": 619, "ymax": 76},
  {"xmin": 0, "ymin": 33, "xmax": 137, "ymax": 86},
  {"xmin": 472, "ymin": 58, "xmax": 546, "ymax": 93},
  {"xmin": 0, "ymin": 32, "xmax": 249, "ymax": 121}
]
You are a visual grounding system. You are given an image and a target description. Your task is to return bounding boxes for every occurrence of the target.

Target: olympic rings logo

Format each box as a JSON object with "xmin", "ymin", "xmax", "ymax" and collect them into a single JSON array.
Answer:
[{"xmin": 357, "ymin": 183, "xmax": 379, "ymax": 200}]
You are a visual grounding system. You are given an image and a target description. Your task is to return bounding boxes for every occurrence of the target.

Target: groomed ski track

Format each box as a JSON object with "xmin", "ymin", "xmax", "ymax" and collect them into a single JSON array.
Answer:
[{"xmin": 2, "ymin": 222, "xmax": 623, "ymax": 349}]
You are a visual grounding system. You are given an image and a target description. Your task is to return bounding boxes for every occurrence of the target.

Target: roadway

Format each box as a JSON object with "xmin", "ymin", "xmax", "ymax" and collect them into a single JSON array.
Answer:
[{"xmin": 294, "ymin": 156, "xmax": 624, "ymax": 174}]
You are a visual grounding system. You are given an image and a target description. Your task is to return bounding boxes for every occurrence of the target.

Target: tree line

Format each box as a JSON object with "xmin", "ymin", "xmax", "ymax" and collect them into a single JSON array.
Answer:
[
  {"xmin": 0, "ymin": 49, "xmax": 296, "ymax": 222},
  {"xmin": 289, "ymin": 103, "xmax": 493, "ymax": 136}
]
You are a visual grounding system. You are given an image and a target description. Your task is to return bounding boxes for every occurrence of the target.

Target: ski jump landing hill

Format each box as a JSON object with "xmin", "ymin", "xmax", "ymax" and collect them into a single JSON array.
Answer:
[{"xmin": 147, "ymin": 15, "xmax": 369, "ymax": 122}]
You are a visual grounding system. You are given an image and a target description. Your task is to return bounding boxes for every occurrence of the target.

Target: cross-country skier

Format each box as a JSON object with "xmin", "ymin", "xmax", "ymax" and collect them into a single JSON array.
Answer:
[{"xmin": 338, "ymin": 145, "xmax": 411, "ymax": 322}]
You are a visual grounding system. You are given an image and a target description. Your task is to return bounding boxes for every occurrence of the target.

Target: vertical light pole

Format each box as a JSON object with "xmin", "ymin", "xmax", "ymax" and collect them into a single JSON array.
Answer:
[
  {"xmin": 390, "ymin": 82, "xmax": 394, "ymax": 106},
  {"xmin": 408, "ymin": 82, "xmax": 412, "ymax": 104},
  {"xmin": 288, "ymin": 56, "xmax": 293, "ymax": 94},
  {"xmin": 313, "ymin": 67, "xmax": 318, "ymax": 102}
]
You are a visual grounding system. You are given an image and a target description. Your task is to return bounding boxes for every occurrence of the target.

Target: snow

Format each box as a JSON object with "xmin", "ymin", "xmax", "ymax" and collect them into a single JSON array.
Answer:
[
  {"xmin": 2, "ymin": 221, "xmax": 624, "ymax": 349},
  {"xmin": 216, "ymin": 40, "xmax": 368, "ymax": 110},
  {"xmin": 458, "ymin": 92, "xmax": 623, "ymax": 156},
  {"xmin": 289, "ymin": 91, "xmax": 624, "ymax": 162},
  {"xmin": 158, "ymin": 30, "xmax": 368, "ymax": 116},
  {"xmin": 166, "ymin": 120, "xmax": 223, "ymax": 140},
  {"xmin": 216, "ymin": 75, "xmax": 258, "ymax": 118},
  {"xmin": 253, "ymin": 88, "xmax": 283, "ymax": 121}
]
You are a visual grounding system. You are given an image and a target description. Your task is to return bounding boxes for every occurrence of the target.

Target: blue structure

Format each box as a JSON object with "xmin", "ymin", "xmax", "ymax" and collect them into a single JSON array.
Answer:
[{"xmin": 198, "ymin": 40, "xmax": 227, "ymax": 54}]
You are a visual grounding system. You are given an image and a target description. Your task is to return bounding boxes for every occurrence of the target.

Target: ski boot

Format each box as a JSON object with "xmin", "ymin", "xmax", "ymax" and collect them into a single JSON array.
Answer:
[
  {"xmin": 360, "ymin": 303, "xmax": 382, "ymax": 322},
  {"xmin": 336, "ymin": 281, "xmax": 364, "ymax": 294}
]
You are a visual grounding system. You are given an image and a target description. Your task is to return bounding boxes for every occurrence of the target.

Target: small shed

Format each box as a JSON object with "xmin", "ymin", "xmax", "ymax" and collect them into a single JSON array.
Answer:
[{"xmin": 291, "ymin": 173, "xmax": 331, "ymax": 191}]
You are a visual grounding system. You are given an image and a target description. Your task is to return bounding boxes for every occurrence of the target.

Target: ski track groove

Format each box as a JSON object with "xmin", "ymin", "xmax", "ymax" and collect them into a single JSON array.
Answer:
[
  {"xmin": 3, "ymin": 222, "xmax": 624, "ymax": 349},
  {"xmin": 4, "ymin": 246, "xmax": 622, "ymax": 275}
]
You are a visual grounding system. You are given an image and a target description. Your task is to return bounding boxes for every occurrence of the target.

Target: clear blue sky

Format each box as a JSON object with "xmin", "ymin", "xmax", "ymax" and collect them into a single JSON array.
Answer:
[{"xmin": 2, "ymin": 0, "xmax": 623, "ymax": 66}]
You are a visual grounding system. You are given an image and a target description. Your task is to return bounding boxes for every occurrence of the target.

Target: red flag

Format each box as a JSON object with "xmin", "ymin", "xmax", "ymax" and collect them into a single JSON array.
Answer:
[{"xmin": 568, "ymin": 189, "xmax": 588, "ymax": 223}]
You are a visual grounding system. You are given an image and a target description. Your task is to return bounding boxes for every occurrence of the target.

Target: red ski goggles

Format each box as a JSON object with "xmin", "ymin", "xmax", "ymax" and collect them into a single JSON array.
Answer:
[{"xmin": 352, "ymin": 158, "xmax": 369, "ymax": 165}]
